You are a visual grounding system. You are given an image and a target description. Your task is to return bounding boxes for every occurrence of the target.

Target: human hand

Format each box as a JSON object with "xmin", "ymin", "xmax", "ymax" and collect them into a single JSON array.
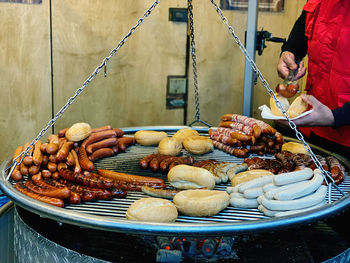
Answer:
[
  {"xmin": 275, "ymin": 94, "xmax": 335, "ymax": 127},
  {"xmin": 277, "ymin": 51, "xmax": 306, "ymax": 80}
]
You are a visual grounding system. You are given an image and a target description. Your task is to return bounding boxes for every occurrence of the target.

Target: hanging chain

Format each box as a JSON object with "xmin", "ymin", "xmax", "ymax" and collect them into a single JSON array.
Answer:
[
  {"xmin": 6, "ymin": 0, "xmax": 161, "ymax": 180},
  {"xmin": 208, "ymin": 0, "xmax": 345, "ymax": 196},
  {"xmin": 187, "ymin": 0, "xmax": 211, "ymax": 128}
]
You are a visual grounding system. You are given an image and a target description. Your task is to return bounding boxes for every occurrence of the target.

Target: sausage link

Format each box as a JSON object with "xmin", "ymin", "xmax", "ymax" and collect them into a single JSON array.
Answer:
[
  {"xmin": 88, "ymin": 148, "xmax": 115, "ymax": 162},
  {"xmin": 113, "ymin": 128, "xmax": 124, "ymax": 138},
  {"xmin": 86, "ymin": 137, "xmax": 118, "ymax": 154},
  {"xmin": 70, "ymin": 150, "xmax": 81, "ymax": 174},
  {"xmin": 117, "ymin": 137, "xmax": 136, "ymax": 152},
  {"xmin": 11, "ymin": 146, "xmax": 23, "ymax": 180},
  {"xmin": 47, "ymin": 134, "xmax": 60, "ymax": 155},
  {"xmin": 81, "ymin": 130, "xmax": 117, "ymax": 149},
  {"xmin": 26, "ymin": 179, "xmax": 70, "ymax": 199},
  {"xmin": 29, "ymin": 165, "xmax": 40, "ymax": 175},
  {"xmin": 58, "ymin": 128, "xmax": 69, "ymax": 138},
  {"xmin": 139, "ymin": 153, "xmax": 160, "ymax": 169},
  {"xmin": 56, "ymin": 141, "xmax": 74, "ymax": 162},
  {"xmin": 15, "ymin": 182, "xmax": 64, "ymax": 207},
  {"xmin": 78, "ymin": 146, "xmax": 94, "ymax": 172},
  {"xmin": 91, "ymin": 125, "xmax": 112, "ymax": 133},
  {"xmin": 47, "ymin": 162, "xmax": 57, "ymax": 173}
]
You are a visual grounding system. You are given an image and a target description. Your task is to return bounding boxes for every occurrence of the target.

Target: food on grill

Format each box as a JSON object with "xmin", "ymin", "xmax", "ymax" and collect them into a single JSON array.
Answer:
[
  {"xmin": 22, "ymin": 142, "xmax": 34, "ymax": 166},
  {"xmin": 126, "ymin": 197, "xmax": 178, "ymax": 223},
  {"xmin": 230, "ymin": 169, "xmax": 273, "ymax": 186},
  {"xmin": 81, "ymin": 129, "xmax": 117, "ymax": 149},
  {"xmin": 117, "ymin": 137, "xmax": 136, "ymax": 152},
  {"xmin": 168, "ymin": 164, "xmax": 216, "ymax": 190},
  {"xmin": 25, "ymin": 178, "xmax": 71, "ymax": 199},
  {"xmin": 287, "ymin": 95, "xmax": 308, "ymax": 118},
  {"xmin": 173, "ymin": 189, "xmax": 230, "ymax": 217},
  {"xmin": 14, "ymin": 181, "xmax": 65, "ymax": 207},
  {"xmin": 47, "ymin": 134, "xmax": 60, "ymax": 154},
  {"xmin": 158, "ymin": 137, "xmax": 183, "ymax": 156},
  {"xmin": 182, "ymin": 135, "xmax": 214, "ymax": 155},
  {"xmin": 98, "ymin": 169, "xmax": 166, "ymax": 188},
  {"xmin": 86, "ymin": 137, "xmax": 118, "ymax": 154},
  {"xmin": 65, "ymin": 122, "xmax": 92, "ymax": 142},
  {"xmin": 281, "ymin": 142, "xmax": 309, "ymax": 155},
  {"xmin": 11, "ymin": 146, "xmax": 23, "ymax": 181},
  {"xmin": 269, "ymin": 93, "xmax": 290, "ymax": 116},
  {"xmin": 139, "ymin": 153, "xmax": 195, "ymax": 173},
  {"xmin": 225, "ymin": 163, "xmax": 248, "ymax": 180},
  {"xmin": 141, "ymin": 185, "xmax": 181, "ymax": 200},
  {"xmin": 259, "ymin": 201, "xmax": 326, "ymax": 217},
  {"xmin": 78, "ymin": 146, "xmax": 95, "ymax": 171},
  {"xmin": 172, "ymin": 127, "xmax": 199, "ymax": 144},
  {"xmin": 89, "ymin": 148, "xmax": 115, "ymax": 162},
  {"xmin": 134, "ymin": 130, "xmax": 168, "ymax": 146},
  {"xmin": 91, "ymin": 125, "xmax": 112, "ymax": 133},
  {"xmin": 56, "ymin": 141, "xmax": 74, "ymax": 162},
  {"xmin": 273, "ymin": 168, "xmax": 313, "ymax": 185},
  {"xmin": 230, "ymin": 196, "xmax": 259, "ymax": 208},
  {"xmin": 276, "ymin": 82, "xmax": 299, "ymax": 98},
  {"xmin": 209, "ymin": 114, "xmax": 283, "ymax": 157}
]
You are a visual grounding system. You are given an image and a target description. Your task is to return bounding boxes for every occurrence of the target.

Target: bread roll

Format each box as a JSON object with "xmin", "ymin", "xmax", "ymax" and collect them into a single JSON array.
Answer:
[
  {"xmin": 168, "ymin": 164, "xmax": 215, "ymax": 190},
  {"xmin": 287, "ymin": 95, "xmax": 308, "ymax": 118},
  {"xmin": 172, "ymin": 128, "xmax": 199, "ymax": 144},
  {"xmin": 281, "ymin": 142, "xmax": 309, "ymax": 155},
  {"xmin": 173, "ymin": 189, "xmax": 230, "ymax": 217},
  {"xmin": 65, "ymin": 123, "xmax": 92, "ymax": 142},
  {"xmin": 134, "ymin": 130, "xmax": 168, "ymax": 146},
  {"xmin": 270, "ymin": 93, "xmax": 290, "ymax": 116},
  {"xmin": 158, "ymin": 137, "xmax": 182, "ymax": 156},
  {"xmin": 230, "ymin": 169, "xmax": 273, "ymax": 186},
  {"xmin": 126, "ymin": 197, "xmax": 178, "ymax": 223},
  {"xmin": 183, "ymin": 136, "xmax": 214, "ymax": 155}
]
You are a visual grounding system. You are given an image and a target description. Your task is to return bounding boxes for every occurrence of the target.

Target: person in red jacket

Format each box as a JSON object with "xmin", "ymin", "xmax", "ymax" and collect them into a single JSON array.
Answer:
[{"xmin": 276, "ymin": 0, "xmax": 350, "ymax": 160}]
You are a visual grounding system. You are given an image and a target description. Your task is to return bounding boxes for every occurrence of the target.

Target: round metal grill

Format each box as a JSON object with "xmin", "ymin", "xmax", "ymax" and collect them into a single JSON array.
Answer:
[{"xmin": 1, "ymin": 126, "xmax": 349, "ymax": 237}]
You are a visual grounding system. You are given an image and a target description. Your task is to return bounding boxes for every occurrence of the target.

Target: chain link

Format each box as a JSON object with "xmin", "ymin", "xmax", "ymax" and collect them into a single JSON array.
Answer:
[
  {"xmin": 208, "ymin": 0, "xmax": 344, "ymax": 196},
  {"xmin": 6, "ymin": 0, "xmax": 161, "ymax": 180},
  {"xmin": 187, "ymin": 0, "xmax": 211, "ymax": 128}
]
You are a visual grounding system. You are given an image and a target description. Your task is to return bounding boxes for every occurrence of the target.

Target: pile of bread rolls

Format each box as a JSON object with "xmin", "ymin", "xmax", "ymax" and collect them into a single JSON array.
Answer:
[{"xmin": 209, "ymin": 114, "xmax": 284, "ymax": 157}]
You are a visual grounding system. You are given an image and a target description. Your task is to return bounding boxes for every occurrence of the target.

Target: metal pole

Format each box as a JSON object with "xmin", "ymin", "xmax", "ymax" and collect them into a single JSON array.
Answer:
[{"xmin": 242, "ymin": 0, "xmax": 258, "ymax": 117}]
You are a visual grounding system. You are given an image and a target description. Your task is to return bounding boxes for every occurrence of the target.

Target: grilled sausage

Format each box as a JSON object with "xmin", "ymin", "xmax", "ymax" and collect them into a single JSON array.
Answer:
[
  {"xmin": 47, "ymin": 134, "xmax": 60, "ymax": 155},
  {"xmin": 56, "ymin": 141, "xmax": 74, "ymax": 162},
  {"xmin": 81, "ymin": 130, "xmax": 117, "ymax": 149},
  {"xmin": 117, "ymin": 137, "xmax": 136, "ymax": 152},
  {"xmin": 86, "ymin": 137, "xmax": 118, "ymax": 154},
  {"xmin": 88, "ymin": 148, "xmax": 114, "ymax": 162},
  {"xmin": 141, "ymin": 185, "xmax": 180, "ymax": 199},
  {"xmin": 91, "ymin": 125, "xmax": 112, "ymax": 133},
  {"xmin": 139, "ymin": 153, "xmax": 159, "ymax": 169},
  {"xmin": 26, "ymin": 179, "xmax": 70, "ymax": 199},
  {"xmin": 78, "ymin": 146, "xmax": 94, "ymax": 172},
  {"xmin": 15, "ymin": 182, "xmax": 64, "ymax": 207}
]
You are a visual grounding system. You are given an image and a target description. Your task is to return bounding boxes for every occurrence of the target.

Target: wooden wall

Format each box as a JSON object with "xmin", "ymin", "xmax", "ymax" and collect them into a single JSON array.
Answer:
[{"xmin": 0, "ymin": 0, "xmax": 305, "ymax": 162}]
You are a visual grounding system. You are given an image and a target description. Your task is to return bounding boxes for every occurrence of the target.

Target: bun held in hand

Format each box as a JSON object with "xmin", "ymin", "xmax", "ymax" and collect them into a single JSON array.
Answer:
[
  {"xmin": 270, "ymin": 93, "xmax": 290, "ymax": 116},
  {"xmin": 287, "ymin": 95, "xmax": 308, "ymax": 118}
]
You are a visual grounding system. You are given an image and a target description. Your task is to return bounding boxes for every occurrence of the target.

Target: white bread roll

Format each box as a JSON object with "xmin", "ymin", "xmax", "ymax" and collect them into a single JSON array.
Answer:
[
  {"xmin": 65, "ymin": 122, "xmax": 92, "ymax": 142},
  {"xmin": 158, "ymin": 137, "xmax": 183, "ymax": 156},
  {"xmin": 134, "ymin": 130, "xmax": 168, "ymax": 146},
  {"xmin": 281, "ymin": 142, "xmax": 309, "ymax": 155},
  {"xmin": 183, "ymin": 136, "xmax": 214, "ymax": 155},
  {"xmin": 172, "ymin": 128, "xmax": 199, "ymax": 144},
  {"xmin": 126, "ymin": 197, "xmax": 178, "ymax": 223},
  {"xmin": 173, "ymin": 189, "xmax": 230, "ymax": 217},
  {"xmin": 270, "ymin": 93, "xmax": 290, "ymax": 116},
  {"xmin": 231, "ymin": 169, "xmax": 273, "ymax": 186},
  {"xmin": 287, "ymin": 95, "xmax": 308, "ymax": 118},
  {"xmin": 168, "ymin": 164, "xmax": 215, "ymax": 190}
]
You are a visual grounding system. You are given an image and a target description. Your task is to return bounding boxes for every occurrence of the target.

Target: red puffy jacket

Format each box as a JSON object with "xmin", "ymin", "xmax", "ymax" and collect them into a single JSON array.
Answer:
[{"xmin": 301, "ymin": 0, "xmax": 350, "ymax": 147}]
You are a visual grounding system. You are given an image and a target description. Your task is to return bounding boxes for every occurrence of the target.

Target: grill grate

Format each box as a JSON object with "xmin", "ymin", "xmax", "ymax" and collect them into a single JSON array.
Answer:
[{"xmin": 62, "ymin": 143, "xmax": 349, "ymax": 224}]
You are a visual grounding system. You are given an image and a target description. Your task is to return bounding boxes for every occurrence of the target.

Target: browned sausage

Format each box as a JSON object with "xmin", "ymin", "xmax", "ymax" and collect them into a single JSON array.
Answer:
[
  {"xmin": 41, "ymin": 169, "xmax": 52, "ymax": 178},
  {"xmin": 56, "ymin": 141, "xmax": 74, "ymax": 162},
  {"xmin": 22, "ymin": 142, "xmax": 34, "ymax": 166},
  {"xmin": 276, "ymin": 82, "xmax": 299, "ymax": 98},
  {"xmin": 97, "ymin": 169, "xmax": 166, "ymax": 187},
  {"xmin": 149, "ymin": 155, "xmax": 173, "ymax": 172},
  {"xmin": 91, "ymin": 125, "xmax": 112, "ymax": 133},
  {"xmin": 113, "ymin": 128, "xmax": 124, "ymax": 138},
  {"xmin": 47, "ymin": 162, "xmax": 57, "ymax": 173},
  {"xmin": 139, "ymin": 153, "xmax": 159, "ymax": 169},
  {"xmin": 141, "ymin": 185, "xmax": 180, "ymax": 199},
  {"xmin": 11, "ymin": 146, "xmax": 23, "ymax": 181},
  {"xmin": 20, "ymin": 163, "xmax": 29, "ymax": 176},
  {"xmin": 29, "ymin": 165, "xmax": 40, "ymax": 175},
  {"xmin": 57, "ymin": 162, "xmax": 68, "ymax": 171},
  {"xmin": 47, "ymin": 134, "xmax": 60, "ymax": 155},
  {"xmin": 117, "ymin": 137, "xmax": 136, "ymax": 152},
  {"xmin": 81, "ymin": 130, "xmax": 117, "ymax": 149},
  {"xmin": 52, "ymin": 171, "xmax": 60, "ymax": 180},
  {"xmin": 66, "ymin": 151, "xmax": 75, "ymax": 166},
  {"xmin": 26, "ymin": 179, "xmax": 70, "ymax": 199},
  {"xmin": 78, "ymin": 146, "xmax": 94, "ymax": 172},
  {"xmin": 88, "ymin": 148, "xmax": 114, "ymax": 162},
  {"xmin": 15, "ymin": 182, "xmax": 64, "ymax": 207},
  {"xmin": 40, "ymin": 143, "xmax": 48, "ymax": 153},
  {"xmin": 70, "ymin": 150, "xmax": 81, "ymax": 174},
  {"xmin": 49, "ymin": 154, "xmax": 57, "ymax": 163},
  {"xmin": 58, "ymin": 128, "xmax": 69, "ymax": 138},
  {"xmin": 86, "ymin": 137, "xmax": 118, "ymax": 154},
  {"xmin": 59, "ymin": 168, "xmax": 114, "ymax": 189}
]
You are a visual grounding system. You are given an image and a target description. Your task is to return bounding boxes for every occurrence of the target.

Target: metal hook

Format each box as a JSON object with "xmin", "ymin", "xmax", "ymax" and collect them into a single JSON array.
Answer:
[{"xmin": 188, "ymin": 119, "xmax": 211, "ymax": 128}]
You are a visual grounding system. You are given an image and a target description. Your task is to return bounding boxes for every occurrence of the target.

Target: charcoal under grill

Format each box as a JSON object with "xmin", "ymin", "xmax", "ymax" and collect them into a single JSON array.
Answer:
[{"xmin": 1, "ymin": 126, "xmax": 350, "ymax": 237}]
